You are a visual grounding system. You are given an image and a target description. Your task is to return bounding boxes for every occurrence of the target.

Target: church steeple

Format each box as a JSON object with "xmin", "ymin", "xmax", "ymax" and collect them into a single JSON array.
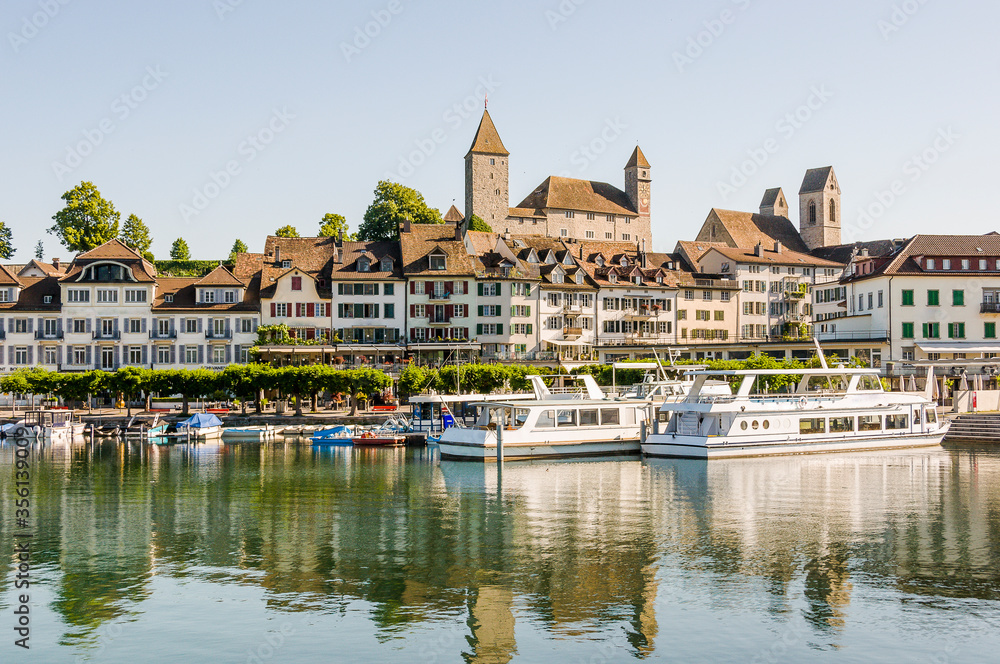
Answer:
[
  {"xmin": 465, "ymin": 110, "xmax": 510, "ymax": 224},
  {"xmin": 625, "ymin": 146, "xmax": 651, "ymax": 225}
]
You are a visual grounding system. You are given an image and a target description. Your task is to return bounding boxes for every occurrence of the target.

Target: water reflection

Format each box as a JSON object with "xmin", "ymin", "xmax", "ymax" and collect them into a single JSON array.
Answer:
[{"xmin": 0, "ymin": 440, "xmax": 999, "ymax": 661}]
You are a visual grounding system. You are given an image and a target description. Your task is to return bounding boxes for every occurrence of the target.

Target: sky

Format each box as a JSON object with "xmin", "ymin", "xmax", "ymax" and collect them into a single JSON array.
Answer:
[{"xmin": 1, "ymin": 0, "xmax": 996, "ymax": 260}]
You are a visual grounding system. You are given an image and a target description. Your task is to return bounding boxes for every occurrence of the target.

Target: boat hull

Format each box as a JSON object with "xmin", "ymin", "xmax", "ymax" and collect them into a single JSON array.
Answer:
[
  {"xmin": 221, "ymin": 427, "xmax": 277, "ymax": 442},
  {"xmin": 642, "ymin": 427, "xmax": 949, "ymax": 459},
  {"xmin": 438, "ymin": 438, "xmax": 640, "ymax": 462},
  {"xmin": 352, "ymin": 436, "xmax": 405, "ymax": 447}
]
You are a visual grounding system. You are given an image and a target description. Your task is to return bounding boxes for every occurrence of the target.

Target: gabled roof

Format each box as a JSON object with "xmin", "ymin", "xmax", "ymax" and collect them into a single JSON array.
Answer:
[
  {"xmin": 0, "ymin": 263, "xmax": 22, "ymax": 287},
  {"xmin": 0, "ymin": 276, "xmax": 60, "ymax": 311},
  {"xmin": 16, "ymin": 259, "xmax": 66, "ymax": 277},
  {"xmin": 59, "ymin": 239, "xmax": 158, "ymax": 283},
  {"xmin": 75, "ymin": 238, "xmax": 146, "ymax": 262},
  {"xmin": 330, "ymin": 241, "xmax": 404, "ymax": 281},
  {"xmin": 515, "ymin": 176, "xmax": 637, "ymax": 217},
  {"xmin": 233, "ymin": 252, "xmax": 265, "ymax": 281},
  {"xmin": 625, "ymin": 146, "xmax": 650, "ymax": 169},
  {"xmin": 195, "ymin": 265, "xmax": 244, "ymax": 287},
  {"xmin": 443, "ymin": 205, "xmax": 464, "ymax": 223},
  {"xmin": 466, "ymin": 110, "xmax": 509, "ymax": 157},
  {"xmin": 400, "ymin": 224, "xmax": 477, "ymax": 276},
  {"xmin": 809, "ymin": 240, "xmax": 902, "ymax": 266},
  {"xmin": 799, "ymin": 166, "xmax": 837, "ymax": 194},
  {"xmin": 703, "ymin": 245, "xmax": 842, "ymax": 268},
  {"xmin": 153, "ymin": 277, "xmax": 258, "ymax": 311},
  {"xmin": 697, "ymin": 208, "xmax": 810, "ymax": 255},
  {"xmin": 760, "ymin": 188, "xmax": 783, "ymax": 207},
  {"xmin": 844, "ymin": 234, "xmax": 1000, "ymax": 282}
]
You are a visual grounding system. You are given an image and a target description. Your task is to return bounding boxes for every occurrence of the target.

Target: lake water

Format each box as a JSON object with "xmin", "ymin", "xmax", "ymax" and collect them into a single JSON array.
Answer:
[{"xmin": 2, "ymin": 439, "xmax": 999, "ymax": 663}]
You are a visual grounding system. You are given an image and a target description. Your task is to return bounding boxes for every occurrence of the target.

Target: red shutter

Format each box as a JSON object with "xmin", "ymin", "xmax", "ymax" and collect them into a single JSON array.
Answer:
[
  {"xmin": 410, "ymin": 305, "xmax": 416, "ymax": 317},
  {"xmin": 445, "ymin": 281, "xmax": 453, "ymax": 295},
  {"xmin": 410, "ymin": 281, "xmax": 416, "ymax": 295},
  {"xmin": 410, "ymin": 329, "xmax": 417, "ymax": 341},
  {"xmin": 425, "ymin": 281, "xmax": 432, "ymax": 295},
  {"xmin": 306, "ymin": 328, "xmax": 315, "ymax": 340},
  {"xmin": 270, "ymin": 303, "xmax": 276, "ymax": 317},
  {"xmin": 307, "ymin": 303, "xmax": 315, "ymax": 317},
  {"xmin": 445, "ymin": 304, "xmax": 453, "ymax": 321}
]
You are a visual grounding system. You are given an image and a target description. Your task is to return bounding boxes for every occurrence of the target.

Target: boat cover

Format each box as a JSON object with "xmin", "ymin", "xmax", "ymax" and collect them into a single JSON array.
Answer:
[
  {"xmin": 179, "ymin": 413, "xmax": 223, "ymax": 428},
  {"xmin": 315, "ymin": 426, "xmax": 352, "ymax": 437}
]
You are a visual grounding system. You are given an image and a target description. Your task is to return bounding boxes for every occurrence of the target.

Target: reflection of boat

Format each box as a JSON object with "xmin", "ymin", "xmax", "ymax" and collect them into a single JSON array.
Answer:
[
  {"xmin": 437, "ymin": 394, "xmax": 649, "ymax": 461},
  {"xmin": 310, "ymin": 425, "xmax": 354, "ymax": 445},
  {"xmin": 92, "ymin": 423, "xmax": 121, "ymax": 437},
  {"xmin": 221, "ymin": 425, "xmax": 278, "ymax": 442},
  {"xmin": 176, "ymin": 413, "xmax": 224, "ymax": 439},
  {"xmin": 642, "ymin": 367, "xmax": 949, "ymax": 459},
  {"xmin": 15, "ymin": 410, "xmax": 86, "ymax": 441}
]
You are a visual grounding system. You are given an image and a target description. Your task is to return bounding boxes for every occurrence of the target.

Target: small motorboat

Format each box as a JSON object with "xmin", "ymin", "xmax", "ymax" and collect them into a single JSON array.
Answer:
[
  {"xmin": 352, "ymin": 430, "xmax": 406, "ymax": 447},
  {"xmin": 310, "ymin": 425, "xmax": 354, "ymax": 445},
  {"xmin": 222, "ymin": 425, "xmax": 278, "ymax": 442},
  {"xmin": 176, "ymin": 413, "xmax": 224, "ymax": 440},
  {"xmin": 123, "ymin": 414, "xmax": 167, "ymax": 438}
]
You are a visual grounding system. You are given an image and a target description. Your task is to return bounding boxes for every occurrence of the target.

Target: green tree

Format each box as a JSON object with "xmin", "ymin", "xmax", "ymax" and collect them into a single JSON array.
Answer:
[
  {"xmin": 358, "ymin": 180, "xmax": 442, "ymax": 241},
  {"xmin": 48, "ymin": 181, "xmax": 121, "ymax": 252},
  {"xmin": 275, "ymin": 225, "xmax": 299, "ymax": 238},
  {"xmin": 170, "ymin": 238, "xmax": 190, "ymax": 260},
  {"xmin": 120, "ymin": 214, "xmax": 153, "ymax": 257},
  {"xmin": 0, "ymin": 223, "xmax": 14, "ymax": 259},
  {"xmin": 107, "ymin": 367, "xmax": 150, "ymax": 416},
  {"xmin": 319, "ymin": 213, "xmax": 356, "ymax": 239},
  {"xmin": 467, "ymin": 215, "xmax": 492, "ymax": 232},
  {"xmin": 34, "ymin": 240, "xmax": 43, "ymax": 260},
  {"xmin": 229, "ymin": 239, "xmax": 248, "ymax": 262}
]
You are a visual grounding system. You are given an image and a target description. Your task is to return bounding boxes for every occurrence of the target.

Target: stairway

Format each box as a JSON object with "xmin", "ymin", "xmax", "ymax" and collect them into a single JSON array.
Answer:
[{"xmin": 945, "ymin": 413, "xmax": 1000, "ymax": 441}]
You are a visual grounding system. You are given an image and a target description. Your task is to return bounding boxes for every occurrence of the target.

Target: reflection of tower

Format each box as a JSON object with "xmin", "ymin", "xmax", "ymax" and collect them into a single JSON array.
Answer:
[
  {"xmin": 465, "ymin": 585, "xmax": 517, "ymax": 664},
  {"xmin": 803, "ymin": 546, "xmax": 853, "ymax": 631}
]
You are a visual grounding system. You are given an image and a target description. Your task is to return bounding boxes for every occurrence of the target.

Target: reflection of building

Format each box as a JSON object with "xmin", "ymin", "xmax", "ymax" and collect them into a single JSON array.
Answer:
[{"xmin": 466, "ymin": 586, "xmax": 516, "ymax": 664}]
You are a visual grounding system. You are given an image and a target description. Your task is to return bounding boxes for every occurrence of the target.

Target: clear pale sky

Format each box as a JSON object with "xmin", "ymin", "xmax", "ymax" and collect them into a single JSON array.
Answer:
[{"xmin": 1, "ymin": 0, "xmax": 995, "ymax": 259}]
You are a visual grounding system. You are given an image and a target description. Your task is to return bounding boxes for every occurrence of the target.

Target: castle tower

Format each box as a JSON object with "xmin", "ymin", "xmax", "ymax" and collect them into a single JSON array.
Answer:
[
  {"xmin": 759, "ymin": 187, "xmax": 789, "ymax": 218},
  {"xmin": 799, "ymin": 167, "xmax": 841, "ymax": 250},
  {"xmin": 625, "ymin": 146, "xmax": 652, "ymax": 238},
  {"xmin": 465, "ymin": 110, "xmax": 510, "ymax": 226}
]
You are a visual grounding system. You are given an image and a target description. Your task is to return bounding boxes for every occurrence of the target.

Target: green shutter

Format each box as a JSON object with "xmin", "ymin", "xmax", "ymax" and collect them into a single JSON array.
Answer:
[
  {"xmin": 927, "ymin": 290, "xmax": 939, "ymax": 306},
  {"xmin": 902, "ymin": 322, "xmax": 914, "ymax": 339},
  {"xmin": 477, "ymin": 324, "xmax": 483, "ymax": 335},
  {"xmin": 922, "ymin": 323, "xmax": 929, "ymax": 338},
  {"xmin": 354, "ymin": 303, "xmax": 363, "ymax": 318},
  {"xmin": 901, "ymin": 290, "xmax": 913, "ymax": 306},
  {"xmin": 510, "ymin": 306, "xmax": 515, "ymax": 317},
  {"xmin": 526, "ymin": 324, "xmax": 532, "ymax": 334},
  {"xmin": 986, "ymin": 323, "xmax": 996, "ymax": 339},
  {"xmin": 478, "ymin": 305, "xmax": 483, "ymax": 316},
  {"xmin": 526, "ymin": 306, "xmax": 531, "ymax": 316},
  {"xmin": 958, "ymin": 323, "xmax": 965, "ymax": 339},
  {"xmin": 953, "ymin": 290, "xmax": 964, "ymax": 306},
  {"xmin": 478, "ymin": 283, "xmax": 484, "ymax": 296},
  {"xmin": 948, "ymin": 323, "xmax": 954, "ymax": 339},
  {"xmin": 496, "ymin": 324, "xmax": 503, "ymax": 335},
  {"xmin": 526, "ymin": 284, "xmax": 531, "ymax": 296}
]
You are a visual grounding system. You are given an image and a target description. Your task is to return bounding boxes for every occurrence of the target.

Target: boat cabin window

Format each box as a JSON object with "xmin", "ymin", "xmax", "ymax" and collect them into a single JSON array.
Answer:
[
  {"xmin": 580, "ymin": 409, "xmax": 599, "ymax": 426},
  {"xmin": 536, "ymin": 410, "xmax": 556, "ymax": 428},
  {"xmin": 476, "ymin": 407, "xmax": 526, "ymax": 430},
  {"xmin": 601, "ymin": 408, "xmax": 620, "ymax": 425},
  {"xmin": 556, "ymin": 409, "xmax": 577, "ymax": 427},
  {"xmin": 829, "ymin": 417, "xmax": 854, "ymax": 433},
  {"xmin": 925, "ymin": 408, "xmax": 937, "ymax": 424},
  {"xmin": 858, "ymin": 415, "xmax": 882, "ymax": 432},
  {"xmin": 856, "ymin": 375, "xmax": 883, "ymax": 391},
  {"xmin": 807, "ymin": 375, "xmax": 848, "ymax": 392},
  {"xmin": 800, "ymin": 418, "xmax": 826, "ymax": 435},
  {"xmin": 886, "ymin": 414, "xmax": 908, "ymax": 430}
]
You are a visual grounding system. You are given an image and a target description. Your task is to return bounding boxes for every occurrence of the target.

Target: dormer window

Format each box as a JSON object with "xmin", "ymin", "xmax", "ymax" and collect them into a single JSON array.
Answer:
[
  {"xmin": 43, "ymin": 295, "xmax": 52, "ymax": 304},
  {"xmin": 429, "ymin": 254, "xmax": 446, "ymax": 271},
  {"xmin": 620, "ymin": 256, "xmax": 628, "ymax": 267},
  {"xmin": 380, "ymin": 258, "xmax": 392, "ymax": 272},
  {"xmin": 165, "ymin": 294, "xmax": 174, "ymax": 303},
  {"xmin": 609, "ymin": 273, "xmax": 618, "ymax": 284},
  {"xmin": 358, "ymin": 258, "xmax": 370, "ymax": 272},
  {"xmin": 551, "ymin": 273, "xmax": 564, "ymax": 284},
  {"xmin": 942, "ymin": 259, "xmax": 951, "ymax": 270},
  {"xmin": 596, "ymin": 256, "xmax": 605, "ymax": 267},
  {"xmin": 576, "ymin": 272, "xmax": 584, "ymax": 284},
  {"xmin": 281, "ymin": 260, "xmax": 291, "ymax": 269},
  {"xmin": 926, "ymin": 258, "xmax": 935, "ymax": 270},
  {"xmin": 656, "ymin": 276, "xmax": 664, "ymax": 284},
  {"xmin": 634, "ymin": 276, "xmax": 643, "ymax": 285}
]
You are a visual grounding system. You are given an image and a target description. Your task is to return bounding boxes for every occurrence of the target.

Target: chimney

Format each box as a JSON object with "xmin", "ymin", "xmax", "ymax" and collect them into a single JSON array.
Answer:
[
  {"xmin": 403, "ymin": 216, "xmax": 412, "ymax": 234},
  {"xmin": 754, "ymin": 243, "xmax": 763, "ymax": 257},
  {"xmin": 774, "ymin": 241, "xmax": 782, "ymax": 254},
  {"xmin": 503, "ymin": 229, "xmax": 510, "ymax": 241},
  {"xmin": 274, "ymin": 246, "xmax": 281, "ymax": 264},
  {"xmin": 455, "ymin": 221, "xmax": 463, "ymax": 241},
  {"xmin": 860, "ymin": 247, "xmax": 869, "ymax": 258},
  {"xmin": 337, "ymin": 229, "xmax": 343, "ymax": 245},
  {"xmin": 51, "ymin": 257, "xmax": 60, "ymax": 271}
]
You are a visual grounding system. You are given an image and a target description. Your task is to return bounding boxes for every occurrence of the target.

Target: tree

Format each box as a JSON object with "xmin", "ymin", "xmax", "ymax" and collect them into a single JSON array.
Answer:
[
  {"xmin": 275, "ymin": 225, "xmax": 299, "ymax": 238},
  {"xmin": 229, "ymin": 239, "xmax": 248, "ymax": 262},
  {"xmin": 34, "ymin": 240, "xmax": 43, "ymax": 260},
  {"xmin": 0, "ymin": 223, "xmax": 13, "ymax": 259},
  {"xmin": 358, "ymin": 181, "xmax": 442, "ymax": 241},
  {"xmin": 48, "ymin": 181, "xmax": 121, "ymax": 252},
  {"xmin": 467, "ymin": 215, "xmax": 492, "ymax": 232},
  {"xmin": 319, "ymin": 213, "xmax": 355, "ymax": 240},
  {"xmin": 170, "ymin": 238, "xmax": 190, "ymax": 260},
  {"xmin": 120, "ymin": 214, "xmax": 153, "ymax": 257}
]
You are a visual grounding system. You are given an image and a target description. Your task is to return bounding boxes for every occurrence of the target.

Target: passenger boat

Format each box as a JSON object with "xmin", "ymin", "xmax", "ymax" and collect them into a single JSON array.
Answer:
[
  {"xmin": 436, "ymin": 396, "xmax": 650, "ymax": 461},
  {"xmin": 641, "ymin": 366, "xmax": 949, "ymax": 459},
  {"xmin": 13, "ymin": 410, "xmax": 86, "ymax": 441},
  {"xmin": 221, "ymin": 425, "xmax": 278, "ymax": 442}
]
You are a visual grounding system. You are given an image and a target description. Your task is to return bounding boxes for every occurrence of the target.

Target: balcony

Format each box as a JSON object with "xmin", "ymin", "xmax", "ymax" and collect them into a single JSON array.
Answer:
[
  {"xmin": 562, "ymin": 304, "xmax": 582, "ymax": 314},
  {"xmin": 428, "ymin": 316, "xmax": 452, "ymax": 326},
  {"xmin": 34, "ymin": 331, "xmax": 63, "ymax": 340},
  {"xmin": 92, "ymin": 331, "xmax": 121, "ymax": 341},
  {"xmin": 205, "ymin": 330, "xmax": 233, "ymax": 340},
  {"xmin": 563, "ymin": 327, "xmax": 583, "ymax": 339},
  {"xmin": 982, "ymin": 302, "xmax": 1000, "ymax": 314},
  {"xmin": 428, "ymin": 292, "xmax": 451, "ymax": 301},
  {"xmin": 784, "ymin": 290, "xmax": 806, "ymax": 300},
  {"xmin": 149, "ymin": 330, "xmax": 177, "ymax": 340}
]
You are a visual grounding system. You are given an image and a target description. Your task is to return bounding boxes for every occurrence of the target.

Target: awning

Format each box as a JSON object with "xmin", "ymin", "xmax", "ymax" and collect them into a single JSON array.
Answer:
[
  {"xmin": 411, "ymin": 343, "xmax": 482, "ymax": 351},
  {"xmin": 545, "ymin": 339, "xmax": 585, "ymax": 347},
  {"xmin": 915, "ymin": 342, "xmax": 1000, "ymax": 353}
]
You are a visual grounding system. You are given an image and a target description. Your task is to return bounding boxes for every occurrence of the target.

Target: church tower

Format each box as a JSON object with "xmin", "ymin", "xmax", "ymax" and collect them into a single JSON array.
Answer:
[
  {"xmin": 798, "ymin": 166, "xmax": 841, "ymax": 250},
  {"xmin": 759, "ymin": 187, "xmax": 789, "ymax": 218},
  {"xmin": 465, "ymin": 110, "xmax": 510, "ymax": 226},
  {"xmin": 624, "ymin": 146, "xmax": 652, "ymax": 239}
]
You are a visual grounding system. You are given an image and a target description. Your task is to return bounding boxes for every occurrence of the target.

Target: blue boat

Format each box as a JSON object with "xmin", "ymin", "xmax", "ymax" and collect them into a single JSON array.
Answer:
[
  {"xmin": 310, "ymin": 425, "xmax": 354, "ymax": 445},
  {"xmin": 176, "ymin": 413, "xmax": 224, "ymax": 439}
]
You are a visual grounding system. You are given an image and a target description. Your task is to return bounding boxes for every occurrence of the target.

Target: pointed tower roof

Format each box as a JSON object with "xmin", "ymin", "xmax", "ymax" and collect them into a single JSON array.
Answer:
[
  {"xmin": 466, "ymin": 110, "xmax": 509, "ymax": 157},
  {"xmin": 799, "ymin": 166, "xmax": 837, "ymax": 194},
  {"xmin": 625, "ymin": 146, "xmax": 650, "ymax": 169},
  {"xmin": 760, "ymin": 187, "xmax": 784, "ymax": 208},
  {"xmin": 443, "ymin": 205, "xmax": 465, "ymax": 223}
]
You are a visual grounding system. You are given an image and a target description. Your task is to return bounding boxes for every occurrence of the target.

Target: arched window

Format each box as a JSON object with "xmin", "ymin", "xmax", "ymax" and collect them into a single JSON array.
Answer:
[
  {"xmin": 808, "ymin": 202, "xmax": 817, "ymax": 224},
  {"xmin": 830, "ymin": 200, "xmax": 837, "ymax": 222}
]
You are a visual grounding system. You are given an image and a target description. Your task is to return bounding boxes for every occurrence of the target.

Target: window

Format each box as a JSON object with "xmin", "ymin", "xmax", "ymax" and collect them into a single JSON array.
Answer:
[
  {"xmin": 241, "ymin": 318, "xmax": 254, "ymax": 333},
  {"xmin": 721, "ymin": 292, "xmax": 731, "ymax": 302},
  {"xmin": 829, "ymin": 417, "xmax": 854, "ymax": 433},
  {"xmin": 830, "ymin": 200, "xmax": 837, "ymax": 222},
  {"xmin": 96, "ymin": 289, "xmax": 118, "ymax": 303},
  {"xmin": 942, "ymin": 259, "xmax": 952, "ymax": 269},
  {"xmin": 281, "ymin": 260, "xmax": 291, "ymax": 269},
  {"xmin": 128, "ymin": 318, "xmax": 142, "ymax": 334},
  {"xmin": 886, "ymin": 414, "xmax": 908, "ymax": 430},
  {"xmin": 927, "ymin": 290, "xmax": 939, "ymax": 306},
  {"xmin": 204, "ymin": 290, "xmax": 215, "ymax": 303},
  {"xmin": 165, "ymin": 294, "xmax": 174, "ymax": 303},
  {"xmin": 274, "ymin": 303, "xmax": 288, "ymax": 318},
  {"xmin": 429, "ymin": 254, "xmax": 446, "ymax": 271},
  {"xmin": 73, "ymin": 319, "xmax": 86, "ymax": 333},
  {"xmin": 157, "ymin": 346, "xmax": 171, "ymax": 364},
  {"xmin": 552, "ymin": 273, "xmax": 564, "ymax": 284},
  {"xmin": 922, "ymin": 322, "xmax": 940, "ymax": 339},
  {"xmin": 14, "ymin": 347, "xmax": 28, "ymax": 365},
  {"xmin": 878, "ymin": 291, "xmax": 884, "ymax": 308},
  {"xmin": 124, "ymin": 289, "xmax": 146, "ymax": 303},
  {"xmin": 808, "ymin": 202, "xmax": 817, "ymax": 224},
  {"xmin": 213, "ymin": 346, "xmax": 226, "ymax": 364},
  {"xmin": 948, "ymin": 322, "xmax": 966, "ymax": 339},
  {"xmin": 901, "ymin": 290, "xmax": 914, "ymax": 306},
  {"xmin": 926, "ymin": 258, "xmax": 935, "ymax": 270},
  {"xmin": 585, "ymin": 230, "xmax": 594, "ymax": 239},
  {"xmin": 962, "ymin": 259, "xmax": 970, "ymax": 270},
  {"xmin": 622, "ymin": 234, "xmax": 630, "ymax": 241},
  {"xmin": 565, "ymin": 211, "xmax": 575, "ymax": 219},
  {"xmin": 186, "ymin": 318, "xmax": 199, "ymax": 333},
  {"xmin": 600, "ymin": 408, "xmax": 620, "ymax": 425},
  {"xmin": 902, "ymin": 322, "xmax": 914, "ymax": 339},
  {"xmin": 67, "ymin": 289, "xmax": 89, "ymax": 303},
  {"xmin": 980, "ymin": 259, "xmax": 988, "ymax": 270},
  {"xmin": 859, "ymin": 415, "xmax": 881, "ymax": 432},
  {"xmin": 129, "ymin": 346, "xmax": 142, "ymax": 365},
  {"xmin": 185, "ymin": 346, "xmax": 198, "ymax": 364},
  {"xmin": 291, "ymin": 276, "xmax": 302, "ymax": 290},
  {"xmin": 953, "ymin": 290, "xmax": 964, "ymax": 306},
  {"xmin": 868, "ymin": 293, "xmax": 873, "ymax": 309},
  {"xmin": 489, "ymin": 158, "xmax": 495, "ymax": 165},
  {"xmin": 986, "ymin": 323, "xmax": 997, "ymax": 339},
  {"xmin": 605, "ymin": 232, "xmax": 613, "ymax": 239},
  {"xmin": 43, "ymin": 347, "xmax": 56, "ymax": 365},
  {"xmin": 714, "ymin": 311, "xmax": 725, "ymax": 321},
  {"xmin": 357, "ymin": 258, "xmax": 370, "ymax": 273},
  {"xmin": 384, "ymin": 283, "xmax": 395, "ymax": 296},
  {"xmin": 413, "ymin": 304, "xmax": 425, "ymax": 318},
  {"xmin": 703, "ymin": 291, "xmax": 712, "ymax": 301},
  {"xmin": 452, "ymin": 304, "xmax": 466, "ymax": 318},
  {"xmin": 560, "ymin": 228, "xmax": 568, "ymax": 237}
]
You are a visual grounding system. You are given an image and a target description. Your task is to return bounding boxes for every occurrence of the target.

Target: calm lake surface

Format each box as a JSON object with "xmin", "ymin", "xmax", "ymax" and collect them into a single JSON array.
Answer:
[{"xmin": 2, "ymin": 440, "xmax": 1000, "ymax": 663}]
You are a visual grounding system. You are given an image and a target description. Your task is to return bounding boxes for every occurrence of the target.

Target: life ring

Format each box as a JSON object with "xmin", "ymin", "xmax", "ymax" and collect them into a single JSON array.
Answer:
[{"xmin": 796, "ymin": 396, "xmax": 808, "ymax": 409}]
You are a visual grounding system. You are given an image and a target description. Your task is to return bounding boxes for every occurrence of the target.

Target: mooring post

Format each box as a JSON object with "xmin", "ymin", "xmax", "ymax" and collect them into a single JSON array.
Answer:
[{"xmin": 496, "ymin": 407, "xmax": 504, "ymax": 464}]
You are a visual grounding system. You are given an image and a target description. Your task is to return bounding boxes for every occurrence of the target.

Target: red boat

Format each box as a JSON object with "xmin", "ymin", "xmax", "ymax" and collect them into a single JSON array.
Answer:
[{"xmin": 352, "ymin": 431, "xmax": 406, "ymax": 446}]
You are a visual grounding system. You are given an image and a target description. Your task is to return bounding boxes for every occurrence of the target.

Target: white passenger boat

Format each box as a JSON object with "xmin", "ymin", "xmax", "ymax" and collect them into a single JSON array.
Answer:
[
  {"xmin": 641, "ymin": 366, "xmax": 949, "ymax": 459},
  {"xmin": 12, "ymin": 410, "xmax": 86, "ymax": 441},
  {"xmin": 221, "ymin": 425, "xmax": 278, "ymax": 442},
  {"xmin": 436, "ymin": 375, "xmax": 649, "ymax": 461}
]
